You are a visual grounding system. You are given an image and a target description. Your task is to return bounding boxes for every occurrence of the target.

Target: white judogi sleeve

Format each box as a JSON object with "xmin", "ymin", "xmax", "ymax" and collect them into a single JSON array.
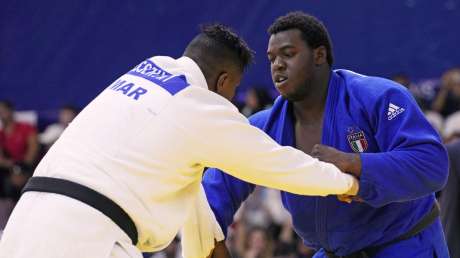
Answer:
[
  {"xmin": 169, "ymin": 84, "xmax": 357, "ymax": 258},
  {"xmin": 167, "ymin": 86, "xmax": 357, "ymax": 197},
  {"xmin": 180, "ymin": 185, "xmax": 224, "ymax": 258}
]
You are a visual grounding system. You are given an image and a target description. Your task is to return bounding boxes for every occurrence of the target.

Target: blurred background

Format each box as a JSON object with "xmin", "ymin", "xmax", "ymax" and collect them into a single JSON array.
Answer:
[{"xmin": 1, "ymin": 1, "xmax": 460, "ymax": 257}]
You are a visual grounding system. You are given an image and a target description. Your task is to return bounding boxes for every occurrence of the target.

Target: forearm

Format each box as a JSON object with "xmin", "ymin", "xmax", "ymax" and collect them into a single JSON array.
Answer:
[
  {"xmin": 358, "ymin": 147, "xmax": 448, "ymax": 207},
  {"xmin": 205, "ymin": 144, "xmax": 356, "ymax": 196},
  {"xmin": 331, "ymin": 151, "xmax": 362, "ymax": 178}
]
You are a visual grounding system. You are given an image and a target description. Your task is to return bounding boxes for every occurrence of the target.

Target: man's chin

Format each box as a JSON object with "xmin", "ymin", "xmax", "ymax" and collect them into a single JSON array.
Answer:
[{"xmin": 281, "ymin": 92, "xmax": 303, "ymax": 102}]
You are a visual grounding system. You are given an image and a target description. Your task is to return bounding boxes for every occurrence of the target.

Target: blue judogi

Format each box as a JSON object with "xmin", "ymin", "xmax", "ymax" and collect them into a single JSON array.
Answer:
[{"xmin": 203, "ymin": 70, "xmax": 450, "ymax": 257}]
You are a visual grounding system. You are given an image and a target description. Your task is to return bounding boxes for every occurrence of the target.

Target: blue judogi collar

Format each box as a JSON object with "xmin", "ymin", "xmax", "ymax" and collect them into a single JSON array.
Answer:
[{"xmin": 262, "ymin": 71, "xmax": 341, "ymax": 148}]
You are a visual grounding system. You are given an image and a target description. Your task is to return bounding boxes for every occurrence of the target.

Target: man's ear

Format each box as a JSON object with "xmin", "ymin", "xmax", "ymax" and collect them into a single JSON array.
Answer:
[
  {"xmin": 313, "ymin": 46, "xmax": 327, "ymax": 66},
  {"xmin": 216, "ymin": 72, "xmax": 228, "ymax": 92}
]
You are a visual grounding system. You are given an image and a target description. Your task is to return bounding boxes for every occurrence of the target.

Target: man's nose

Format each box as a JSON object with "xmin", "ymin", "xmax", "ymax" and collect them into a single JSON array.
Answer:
[{"xmin": 272, "ymin": 57, "xmax": 286, "ymax": 70}]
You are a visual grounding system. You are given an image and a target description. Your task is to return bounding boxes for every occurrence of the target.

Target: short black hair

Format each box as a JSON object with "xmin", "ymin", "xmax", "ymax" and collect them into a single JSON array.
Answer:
[
  {"xmin": 200, "ymin": 24, "xmax": 254, "ymax": 70},
  {"xmin": 268, "ymin": 11, "xmax": 334, "ymax": 66},
  {"xmin": 184, "ymin": 24, "xmax": 254, "ymax": 79}
]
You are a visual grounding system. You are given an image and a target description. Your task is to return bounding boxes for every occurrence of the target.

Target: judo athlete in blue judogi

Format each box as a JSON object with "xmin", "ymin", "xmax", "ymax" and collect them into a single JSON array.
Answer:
[{"xmin": 204, "ymin": 12, "xmax": 450, "ymax": 258}]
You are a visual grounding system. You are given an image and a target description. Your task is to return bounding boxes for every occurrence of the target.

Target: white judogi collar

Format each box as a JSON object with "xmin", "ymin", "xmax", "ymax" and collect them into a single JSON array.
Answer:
[{"xmin": 176, "ymin": 56, "xmax": 208, "ymax": 90}]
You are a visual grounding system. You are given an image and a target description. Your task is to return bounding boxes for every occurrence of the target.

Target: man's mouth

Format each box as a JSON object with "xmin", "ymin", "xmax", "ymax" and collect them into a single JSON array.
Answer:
[
  {"xmin": 275, "ymin": 75, "xmax": 288, "ymax": 83},
  {"xmin": 274, "ymin": 74, "xmax": 288, "ymax": 88}
]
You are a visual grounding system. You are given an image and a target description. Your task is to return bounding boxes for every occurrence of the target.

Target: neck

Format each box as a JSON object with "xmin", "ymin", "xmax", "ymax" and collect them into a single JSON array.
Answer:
[
  {"xmin": 293, "ymin": 69, "xmax": 330, "ymax": 123},
  {"xmin": 183, "ymin": 53, "xmax": 216, "ymax": 91}
]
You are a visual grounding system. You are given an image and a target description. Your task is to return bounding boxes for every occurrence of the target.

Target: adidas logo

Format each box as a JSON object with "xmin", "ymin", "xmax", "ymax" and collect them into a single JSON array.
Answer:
[{"xmin": 387, "ymin": 103, "xmax": 405, "ymax": 120}]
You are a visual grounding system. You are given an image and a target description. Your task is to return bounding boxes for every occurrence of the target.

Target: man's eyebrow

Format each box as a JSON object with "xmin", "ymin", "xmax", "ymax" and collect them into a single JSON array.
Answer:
[
  {"xmin": 279, "ymin": 44, "xmax": 296, "ymax": 50},
  {"xmin": 267, "ymin": 45, "xmax": 296, "ymax": 54}
]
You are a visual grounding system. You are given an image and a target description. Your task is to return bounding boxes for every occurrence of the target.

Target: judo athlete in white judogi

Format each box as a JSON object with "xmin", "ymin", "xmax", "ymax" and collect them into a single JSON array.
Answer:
[{"xmin": 0, "ymin": 25, "xmax": 359, "ymax": 258}]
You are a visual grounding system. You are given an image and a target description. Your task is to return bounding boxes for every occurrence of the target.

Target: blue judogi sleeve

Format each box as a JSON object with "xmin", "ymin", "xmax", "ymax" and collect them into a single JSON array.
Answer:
[
  {"xmin": 357, "ymin": 81, "xmax": 448, "ymax": 207},
  {"xmin": 202, "ymin": 111, "xmax": 270, "ymax": 236},
  {"xmin": 202, "ymin": 170, "xmax": 255, "ymax": 236}
]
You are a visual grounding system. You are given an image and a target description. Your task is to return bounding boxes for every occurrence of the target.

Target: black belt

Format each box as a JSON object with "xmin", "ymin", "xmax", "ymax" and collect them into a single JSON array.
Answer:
[
  {"xmin": 326, "ymin": 201, "xmax": 440, "ymax": 258},
  {"xmin": 22, "ymin": 176, "xmax": 138, "ymax": 245}
]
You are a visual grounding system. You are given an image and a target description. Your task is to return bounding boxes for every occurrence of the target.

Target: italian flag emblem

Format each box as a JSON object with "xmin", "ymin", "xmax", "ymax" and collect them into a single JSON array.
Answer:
[{"xmin": 347, "ymin": 131, "xmax": 368, "ymax": 153}]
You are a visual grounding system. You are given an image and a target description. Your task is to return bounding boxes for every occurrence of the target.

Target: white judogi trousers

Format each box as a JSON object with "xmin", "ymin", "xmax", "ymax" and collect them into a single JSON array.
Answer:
[{"xmin": 0, "ymin": 192, "xmax": 142, "ymax": 258}]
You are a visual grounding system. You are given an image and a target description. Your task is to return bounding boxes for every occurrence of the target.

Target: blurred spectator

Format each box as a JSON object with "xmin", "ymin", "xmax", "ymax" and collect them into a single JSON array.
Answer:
[
  {"xmin": 241, "ymin": 87, "xmax": 273, "ymax": 117},
  {"xmin": 227, "ymin": 187, "xmax": 309, "ymax": 258},
  {"xmin": 391, "ymin": 73, "xmax": 411, "ymax": 88},
  {"xmin": 0, "ymin": 100, "xmax": 38, "ymax": 228},
  {"xmin": 240, "ymin": 226, "xmax": 273, "ymax": 258},
  {"xmin": 2, "ymin": 163, "xmax": 33, "ymax": 201},
  {"xmin": 443, "ymin": 111, "xmax": 460, "ymax": 143},
  {"xmin": 272, "ymin": 220, "xmax": 298, "ymax": 258},
  {"xmin": 440, "ymin": 139, "xmax": 460, "ymax": 258},
  {"xmin": 0, "ymin": 100, "xmax": 39, "ymax": 170},
  {"xmin": 238, "ymin": 188, "xmax": 273, "ymax": 228},
  {"xmin": 39, "ymin": 105, "xmax": 78, "ymax": 149},
  {"xmin": 225, "ymin": 223, "xmax": 242, "ymax": 258},
  {"xmin": 431, "ymin": 68, "xmax": 460, "ymax": 117},
  {"xmin": 391, "ymin": 73, "xmax": 430, "ymax": 110},
  {"xmin": 424, "ymin": 111, "xmax": 444, "ymax": 135}
]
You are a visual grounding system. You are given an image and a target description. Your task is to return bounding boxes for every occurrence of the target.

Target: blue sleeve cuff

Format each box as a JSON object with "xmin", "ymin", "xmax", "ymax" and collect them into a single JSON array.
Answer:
[{"xmin": 357, "ymin": 153, "xmax": 386, "ymax": 207}]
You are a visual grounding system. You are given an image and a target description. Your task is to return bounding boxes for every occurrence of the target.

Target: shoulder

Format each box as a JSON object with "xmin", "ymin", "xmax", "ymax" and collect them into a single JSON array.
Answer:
[
  {"xmin": 337, "ymin": 69, "xmax": 412, "ymax": 100},
  {"xmin": 336, "ymin": 70, "xmax": 415, "ymax": 111},
  {"xmin": 171, "ymin": 86, "xmax": 245, "ymax": 126}
]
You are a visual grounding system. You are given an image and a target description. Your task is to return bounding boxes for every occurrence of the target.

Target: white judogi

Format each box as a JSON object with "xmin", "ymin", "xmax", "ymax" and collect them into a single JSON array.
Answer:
[{"xmin": 0, "ymin": 56, "xmax": 357, "ymax": 258}]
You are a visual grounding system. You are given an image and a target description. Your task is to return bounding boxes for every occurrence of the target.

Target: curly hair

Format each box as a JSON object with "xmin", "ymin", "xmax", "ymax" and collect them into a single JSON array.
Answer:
[{"xmin": 268, "ymin": 11, "xmax": 334, "ymax": 66}]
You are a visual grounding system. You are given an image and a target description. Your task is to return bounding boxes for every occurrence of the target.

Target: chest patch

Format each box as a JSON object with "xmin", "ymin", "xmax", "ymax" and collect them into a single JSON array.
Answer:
[{"xmin": 347, "ymin": 130, "xmax": 368, "ymax": 153}]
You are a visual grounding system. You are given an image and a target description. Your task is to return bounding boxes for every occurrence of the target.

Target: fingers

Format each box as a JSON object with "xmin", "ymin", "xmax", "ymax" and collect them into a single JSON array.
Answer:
[
  {"xmin": 311, "ymin": 144, "xmax": 320, "ymax": 158},
  {"xmin": 337, "ymin": 194, "xmax": 364, "ymax": 204},
  {"xmin": 311, "ymin": 144, "xmax": 329, "ymax": 158},
  {"xmin": 337, "ymin": 195, "xmax": 353, "ymax": 203}
]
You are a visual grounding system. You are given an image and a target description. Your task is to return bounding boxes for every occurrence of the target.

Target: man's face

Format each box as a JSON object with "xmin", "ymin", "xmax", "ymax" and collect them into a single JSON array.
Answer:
[{"xmin": 267, "ymin": 29, "xmax": 315, "ymax": 102}]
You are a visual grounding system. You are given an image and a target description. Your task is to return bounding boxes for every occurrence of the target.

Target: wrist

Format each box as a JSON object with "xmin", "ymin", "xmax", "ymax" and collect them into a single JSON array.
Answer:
[{"xmin": 344, "ymin": 153, "xmax": 362, "ymax": 177}]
